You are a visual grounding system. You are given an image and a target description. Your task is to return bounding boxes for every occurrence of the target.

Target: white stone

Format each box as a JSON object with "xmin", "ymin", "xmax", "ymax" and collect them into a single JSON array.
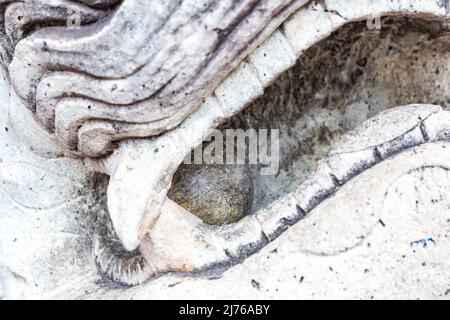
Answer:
[{"xmin": 0, "ymin": 0, "xmax": 449, "ymax": 300}]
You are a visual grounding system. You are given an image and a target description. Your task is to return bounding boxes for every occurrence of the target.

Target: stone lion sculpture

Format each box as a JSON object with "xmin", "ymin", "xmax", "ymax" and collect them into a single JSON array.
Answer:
[{"xmin": 0, "ymin": 0, "xmax": 449, "ymax": 299}]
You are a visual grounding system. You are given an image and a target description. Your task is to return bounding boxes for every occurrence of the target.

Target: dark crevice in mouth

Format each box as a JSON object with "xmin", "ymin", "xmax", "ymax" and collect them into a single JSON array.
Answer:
[{"xmin": 90, "ymin": 173, "xmax": 152, "ymax": 287}]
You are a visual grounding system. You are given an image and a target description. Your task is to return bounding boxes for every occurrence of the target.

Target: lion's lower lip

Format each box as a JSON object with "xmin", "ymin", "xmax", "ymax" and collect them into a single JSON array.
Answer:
[{"xmin": 140, "ymin": 104, "xmax": 447, "ymax": 275}]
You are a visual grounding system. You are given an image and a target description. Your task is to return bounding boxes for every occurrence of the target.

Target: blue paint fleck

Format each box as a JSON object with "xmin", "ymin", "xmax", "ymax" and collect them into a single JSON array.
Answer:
[{"xmin": 410, "ymin": 237, "xmax": 437, "ymax": 249}]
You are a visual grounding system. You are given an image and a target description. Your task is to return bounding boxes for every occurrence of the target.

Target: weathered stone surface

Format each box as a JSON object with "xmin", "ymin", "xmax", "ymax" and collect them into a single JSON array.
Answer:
[
  {"xmin": 0, "ymin": 0, "xmax": 450, "ymax": 299},
  {"xmin": 4, "ymin": 0, "xmax": 449, "ymax": 255}
]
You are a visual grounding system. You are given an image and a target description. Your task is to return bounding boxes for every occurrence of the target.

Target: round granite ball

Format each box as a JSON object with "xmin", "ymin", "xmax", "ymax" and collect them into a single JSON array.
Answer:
[{"xmin": 168, "ymin": 164, "xmax": 253, "ymax": 225}]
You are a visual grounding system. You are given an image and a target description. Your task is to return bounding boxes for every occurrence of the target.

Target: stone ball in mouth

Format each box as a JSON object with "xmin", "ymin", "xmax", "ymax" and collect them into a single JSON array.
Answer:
[{"xmin": 169, "ymin": 163, "xmax": 253, "ymax": 226}]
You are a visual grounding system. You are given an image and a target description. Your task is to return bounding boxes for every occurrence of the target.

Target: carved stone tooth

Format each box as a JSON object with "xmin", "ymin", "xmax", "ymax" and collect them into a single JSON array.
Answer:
[
  {"xmin": 214, "ymin": 215, "xmax": 265, "ymax": 261},
  {"xmin": 376, "ymin": 125, "xmax": 427, "ymax": 160},
  {"xmin": 282, "ymin": 0, "xmax": 347, "ymax": 57},
  {"xmin": 292, "ymin": 163, "xmax": 338, "ymax": 213},
  {"xmin": 324, "ymin": 105, "xmax": 443, "ymax": 183},
  {"xmin": 140, "ymin": 199, "xmax": 231, "ymax": 274},
  {"xmin": 325, "ymin": 149, "xmax": 379, "ymax": 185},
  {"xmin": 421, "ymin": 111, "xmax": 450, "ymax": 142},
  {"xmin": 140, "ymin": 200, "xmax": 269, "ymax": 275},
  {"xmin": 248, "ymin": 29, "xmax": 297, "ymax": 87},
  {"xmin": 329, "ymin": 105, "xmax": 442, "ymax": 155},
  {"xmin": 255, "ymin": 194, "xmax": 303, "ymax": 241},
  {"xmin": 214, "ymin": 61, "xmax": 264, "ymax": 118},
  {"xmin": 104, "ymin": 96, "xmax": 227, "ymax": 251},
  {"xmin": 106, "ymin": 139, "xmax": 184, "ymax": 252}
]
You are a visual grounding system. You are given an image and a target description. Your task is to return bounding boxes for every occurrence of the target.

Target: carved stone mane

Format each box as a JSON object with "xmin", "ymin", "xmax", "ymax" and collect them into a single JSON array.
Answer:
[{"xmin": 4, "ymin": 0, "xmax": 307, "ymax": 156}]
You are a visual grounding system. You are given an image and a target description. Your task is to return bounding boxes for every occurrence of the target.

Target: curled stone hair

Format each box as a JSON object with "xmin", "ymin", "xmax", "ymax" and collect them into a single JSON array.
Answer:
[{"xmin": 4, "ymin": 0, "xmax": 306, "ymax": 157}]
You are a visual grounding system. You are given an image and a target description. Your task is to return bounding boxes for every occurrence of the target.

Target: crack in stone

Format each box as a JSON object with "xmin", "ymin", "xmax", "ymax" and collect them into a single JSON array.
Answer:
[{"xmin": 315, "ymin": 0, "xmax": 349, "ymax": 21}]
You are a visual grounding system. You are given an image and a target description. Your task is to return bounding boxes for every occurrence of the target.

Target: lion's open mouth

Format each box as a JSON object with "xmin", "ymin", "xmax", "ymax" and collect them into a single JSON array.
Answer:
[{"xmin": 91, "ymin": 13, "xmax": 450, "ymax": 286}]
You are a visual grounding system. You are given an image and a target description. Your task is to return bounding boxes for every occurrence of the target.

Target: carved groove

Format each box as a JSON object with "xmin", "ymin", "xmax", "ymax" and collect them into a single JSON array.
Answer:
[{"xmin": 4, "ymin": 0, "xmax": 309, "ymax": 157}]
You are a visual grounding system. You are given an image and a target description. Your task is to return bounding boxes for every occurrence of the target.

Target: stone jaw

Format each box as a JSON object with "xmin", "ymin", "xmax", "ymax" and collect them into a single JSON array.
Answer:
[
  {"xmin": 130, "ymin": 105, "xmax": 450, "ymax": 278},
  {"xmin": 87, "ymin": 103, "xmax": 450, "ymax": 284}
]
